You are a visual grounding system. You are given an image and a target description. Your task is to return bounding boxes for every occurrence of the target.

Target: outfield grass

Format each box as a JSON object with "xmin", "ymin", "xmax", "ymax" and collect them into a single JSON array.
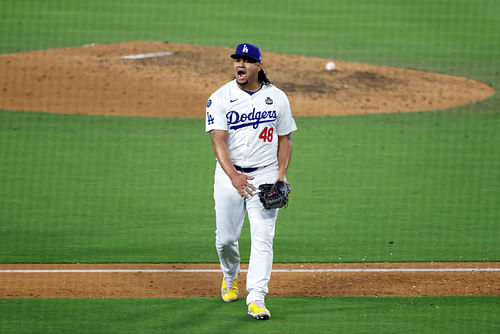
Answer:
[
  {"xmin": 0, "ymin": 111, "xmax": 215, "ymax": 262},
  {"xmin": 1, "ymin": 109, "xmax": 498, "ymax": 263},
  {"xmin": 1, "ymin": 297, "xmax": 499, "ymax": 333}
]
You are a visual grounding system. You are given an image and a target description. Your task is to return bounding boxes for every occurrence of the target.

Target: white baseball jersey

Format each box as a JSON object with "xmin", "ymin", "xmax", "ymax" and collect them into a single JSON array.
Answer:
[{"xmin": 205, "ymin": 80, "xmax": 297, "ymax": 168}]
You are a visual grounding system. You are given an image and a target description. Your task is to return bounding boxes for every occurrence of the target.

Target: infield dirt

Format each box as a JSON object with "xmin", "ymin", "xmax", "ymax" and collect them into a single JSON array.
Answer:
[{"xmin": 1, "ymin": 262, "xmax": 499, "ymax": 298}]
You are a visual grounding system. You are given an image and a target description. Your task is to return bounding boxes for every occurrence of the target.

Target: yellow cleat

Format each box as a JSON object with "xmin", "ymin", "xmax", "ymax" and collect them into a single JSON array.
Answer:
[
  {"xmin": 221, "ymin": 276, "xmax": 238, "ymax": 302},
  {"xmin": 248, "ymin": 301, "xmax": 271, "ymax": 320}
]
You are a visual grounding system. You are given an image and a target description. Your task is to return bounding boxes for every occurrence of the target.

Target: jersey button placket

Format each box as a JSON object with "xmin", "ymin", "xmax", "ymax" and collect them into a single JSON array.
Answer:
[{"xmin": 243, "ymin": 98, "xmax": 253, "ymax": 166}]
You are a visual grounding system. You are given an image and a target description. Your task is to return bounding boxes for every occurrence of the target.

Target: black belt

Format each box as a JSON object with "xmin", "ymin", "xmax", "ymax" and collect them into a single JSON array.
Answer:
[{"xmin": 234, "ymin": 165, "xmax": 258, "ymax": 173}]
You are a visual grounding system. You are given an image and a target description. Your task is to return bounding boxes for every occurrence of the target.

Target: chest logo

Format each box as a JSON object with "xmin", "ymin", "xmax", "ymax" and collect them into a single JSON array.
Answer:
[
  {"xmin": 226, "ymin": 108, "xmax": 277, "ymax": 130},
  {"xmin": 265, "ymin": 97, "xmax": 273, "ymax": 105}
]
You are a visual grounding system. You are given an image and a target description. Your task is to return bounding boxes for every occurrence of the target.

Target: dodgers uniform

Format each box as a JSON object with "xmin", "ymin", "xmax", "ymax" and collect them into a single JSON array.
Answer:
[{"xmin": 206, "ymin": 78, "xmax": 297, "ymax": 304}]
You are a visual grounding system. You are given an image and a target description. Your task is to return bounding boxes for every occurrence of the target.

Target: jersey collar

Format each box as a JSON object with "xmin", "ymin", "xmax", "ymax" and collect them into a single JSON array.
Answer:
[{"xmin": 233, "ymin": 79, "xmax": 264, "ymax": 96}]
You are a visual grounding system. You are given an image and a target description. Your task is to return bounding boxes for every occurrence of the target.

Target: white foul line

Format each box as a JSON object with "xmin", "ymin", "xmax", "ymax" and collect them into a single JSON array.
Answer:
[{"xmin": 0, "ymin": 268, "xmax": 499, "ymax": 274}]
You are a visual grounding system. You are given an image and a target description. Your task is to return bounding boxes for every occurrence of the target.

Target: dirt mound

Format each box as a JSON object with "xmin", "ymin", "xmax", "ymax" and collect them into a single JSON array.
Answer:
[{"xmin": 0, "ymin": 41, "xmax": 495, "ymax": 118}]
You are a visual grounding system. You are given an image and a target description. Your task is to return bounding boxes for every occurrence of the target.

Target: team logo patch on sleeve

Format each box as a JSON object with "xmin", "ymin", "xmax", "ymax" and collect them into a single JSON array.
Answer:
[
  {"xmin": 206, "ymin": 112, "xmax": 215, "ymax": 125},
  {"xmin": 207, "ymin": 99, "xmax": 212, "ymax": 108},
  {"xmin": 265, "ymin": 97, "xmax": 273, "ymax": 105}
]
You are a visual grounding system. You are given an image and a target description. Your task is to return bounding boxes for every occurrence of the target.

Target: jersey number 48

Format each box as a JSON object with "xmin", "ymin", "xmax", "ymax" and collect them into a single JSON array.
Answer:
[{"xmin": 259, "ymin": 127, "xmax": 274, "ymax": 142}]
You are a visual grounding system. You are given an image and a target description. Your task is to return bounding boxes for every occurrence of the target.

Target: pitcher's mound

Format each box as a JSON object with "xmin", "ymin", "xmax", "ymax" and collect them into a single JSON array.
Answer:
[{"xmin": 0, "ymin": 41, "xmax": 495, "ymax": 118}]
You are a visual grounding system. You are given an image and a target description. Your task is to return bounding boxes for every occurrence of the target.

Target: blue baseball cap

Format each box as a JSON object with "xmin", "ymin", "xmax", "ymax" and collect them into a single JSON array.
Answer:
[{"xmin": 230, "ymin": 43, "xmax": 262, "ymax": 63}]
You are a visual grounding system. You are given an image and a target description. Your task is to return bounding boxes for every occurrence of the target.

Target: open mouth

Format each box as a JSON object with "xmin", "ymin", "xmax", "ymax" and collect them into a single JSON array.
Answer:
[{"xmin": 237, "ymin": 70, "xmax": 247, "ymax": 81}]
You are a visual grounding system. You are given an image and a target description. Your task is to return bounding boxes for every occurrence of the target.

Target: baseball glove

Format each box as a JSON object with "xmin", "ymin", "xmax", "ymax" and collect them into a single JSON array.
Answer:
[{"xmin": 258, "ymin": 181, "xmax": 291, "ymax": 209}]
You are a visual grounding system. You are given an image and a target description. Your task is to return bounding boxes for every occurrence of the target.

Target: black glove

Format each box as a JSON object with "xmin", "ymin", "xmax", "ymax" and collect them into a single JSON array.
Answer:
[{"xmin": 258, "ymin": 181, "xmax": 291, "ymax": 209}]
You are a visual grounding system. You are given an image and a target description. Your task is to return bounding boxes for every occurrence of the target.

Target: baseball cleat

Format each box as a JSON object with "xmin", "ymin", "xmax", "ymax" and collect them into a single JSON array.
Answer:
[
  {"xmin": 221, "ymin": 276, "xmax": 238, "ymax": 302},
  {"xmin": 248, "ymin": 301, "xmax": 271, "ymax": 320}
]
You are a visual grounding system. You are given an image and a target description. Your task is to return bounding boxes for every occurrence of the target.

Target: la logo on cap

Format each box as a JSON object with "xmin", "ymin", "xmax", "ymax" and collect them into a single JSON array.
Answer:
[{"xmin": 230, "ymin": 43, "xmax": 261, "ymax": 63}]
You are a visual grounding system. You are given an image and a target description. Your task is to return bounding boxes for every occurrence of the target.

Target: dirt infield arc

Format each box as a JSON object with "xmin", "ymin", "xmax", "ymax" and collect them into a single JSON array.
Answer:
[{"xmin": 1, "ymin": 262, "xmax": 499, "ymax": 298}]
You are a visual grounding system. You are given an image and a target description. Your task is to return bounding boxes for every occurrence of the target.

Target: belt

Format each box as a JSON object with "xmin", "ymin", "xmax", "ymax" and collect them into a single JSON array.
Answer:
[{"xmin": 234, "ymin": 165, "xmax": 259, "ymax": 173}]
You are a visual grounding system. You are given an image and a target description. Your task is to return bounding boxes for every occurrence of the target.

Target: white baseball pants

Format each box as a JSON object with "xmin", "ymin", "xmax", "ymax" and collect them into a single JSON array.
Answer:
[{"xmin": 213, "ymin": 161, "xmax": 279, "ymax": 304}]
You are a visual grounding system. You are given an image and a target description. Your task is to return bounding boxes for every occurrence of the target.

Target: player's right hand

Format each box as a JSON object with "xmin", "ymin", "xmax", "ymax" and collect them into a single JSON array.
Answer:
[{"xmin": 231, "ymin": 173, "xmax": 256, "ymax": 199}]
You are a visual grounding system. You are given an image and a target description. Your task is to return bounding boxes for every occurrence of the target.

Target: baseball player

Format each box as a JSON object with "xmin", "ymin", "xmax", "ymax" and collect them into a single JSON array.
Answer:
[{"xmin": 205, "ymin": 43, "xmax": 297, "ymax": 320}]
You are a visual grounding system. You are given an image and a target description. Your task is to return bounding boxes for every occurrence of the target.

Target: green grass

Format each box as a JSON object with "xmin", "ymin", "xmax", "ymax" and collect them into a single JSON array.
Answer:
[
  {"xmin": 1, "ymin": 297, "xmax": 499, "ymax": 334},
  {"xmin": 1, "ymin": 109, "xmax": 498, "ymax": 263},
  {"xmin": 0, "ymin": 111, "xmax": 216, "ymax": 262},
  {"xmin": 282, "ymin": 110, "xmax": 500, "ymax": 262}
]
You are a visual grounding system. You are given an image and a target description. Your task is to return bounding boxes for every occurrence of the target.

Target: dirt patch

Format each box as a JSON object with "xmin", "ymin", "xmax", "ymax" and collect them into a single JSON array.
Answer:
[
  {"xmin": 1, "ymin": 262, "xmax": 498, "ymax": 298},
  {"xmin": 0, "ymin": 41, "xmax": 495, "ymax": 118}
]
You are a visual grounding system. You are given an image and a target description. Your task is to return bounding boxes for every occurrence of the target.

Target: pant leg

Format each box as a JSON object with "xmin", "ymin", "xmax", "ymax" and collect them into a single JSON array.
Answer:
[
  {"xmin": 214, "ymin": 162, "xmax": 246, "ymax": 278},
  {"xmin": 244, "ymin": 162, "xmax": 280, "ymax": 304},
  {"xmin": 246, "ymin": 205, "xmax": 278, "ymax": 303}
]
